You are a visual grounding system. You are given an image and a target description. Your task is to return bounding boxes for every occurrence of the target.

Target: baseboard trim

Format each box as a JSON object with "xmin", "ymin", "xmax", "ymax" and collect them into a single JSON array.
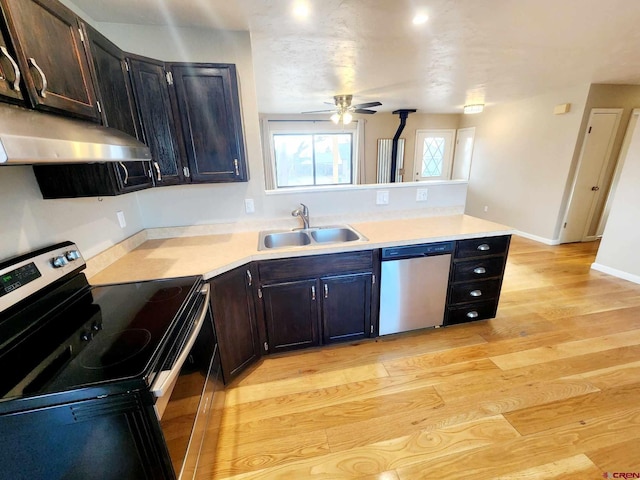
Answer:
[
  {"xmin": 514, "ymin": 230, "xmax": 561, "ymax": 245},
  {"xmin": 591, "ymin": 262, "xmax": 640, "ymax": 285}
]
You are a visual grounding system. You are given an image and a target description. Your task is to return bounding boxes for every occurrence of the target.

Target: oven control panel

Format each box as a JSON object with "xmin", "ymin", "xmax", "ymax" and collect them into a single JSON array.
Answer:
[{"xmin": 0, "ymin": 241, "xmax": 85, "ymax": 313}]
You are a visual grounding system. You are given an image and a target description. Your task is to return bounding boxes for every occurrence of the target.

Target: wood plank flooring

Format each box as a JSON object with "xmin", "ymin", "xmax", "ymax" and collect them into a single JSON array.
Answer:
[{"xmin": 195, "ymin": 236, "xmax": 640, "ymax": 479}]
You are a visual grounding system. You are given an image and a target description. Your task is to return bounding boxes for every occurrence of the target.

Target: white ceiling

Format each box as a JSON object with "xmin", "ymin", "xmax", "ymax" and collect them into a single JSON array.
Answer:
[{"xmin": 70, "ymin": 0, "xmax": 640, "ymax": 114}]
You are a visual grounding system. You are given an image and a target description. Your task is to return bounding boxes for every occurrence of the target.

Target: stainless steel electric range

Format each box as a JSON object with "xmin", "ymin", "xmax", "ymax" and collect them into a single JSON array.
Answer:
[{"xmin": 0, "ymin": 241, "xmax": 221, "ymax": 479}]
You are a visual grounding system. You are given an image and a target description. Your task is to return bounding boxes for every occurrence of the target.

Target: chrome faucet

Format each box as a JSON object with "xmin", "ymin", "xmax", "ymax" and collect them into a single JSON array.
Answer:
[{"xmin": 291, "ymin": 203, "xmax": 310, "ymax": 230}]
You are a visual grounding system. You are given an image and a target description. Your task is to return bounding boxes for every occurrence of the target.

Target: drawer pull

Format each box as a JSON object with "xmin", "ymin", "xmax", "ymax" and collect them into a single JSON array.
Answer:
[
  {"xmin": 477, "ymin": 244, "xmax": 490, "ymax": 251},
  {"xmin": 470, "ymin": 290, "xmax": 483, "ymax": 297},
  {"xmin": 473, "ymin": 267, "xmax": 486, "ymax": 274},
  {"xmin": 466, "ymin": 311, "xmax": 479, "ymax": 319}
]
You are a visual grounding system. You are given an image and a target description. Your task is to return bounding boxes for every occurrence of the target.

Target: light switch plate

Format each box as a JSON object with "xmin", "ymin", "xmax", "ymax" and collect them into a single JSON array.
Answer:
[
  {"xmin": 244, "ymin": 198, "xmax": 255, "ymax": 214},
  {"xmin": 376, "ymin": 190, "xmax": 389, "ymax": 205},
  {"xmin": 416, "ymin": 188, "xmax": 428, "ymax": 202},
  {"xmin": 116, "ymin": 210, "xmax": 126, "ymax": 228}
]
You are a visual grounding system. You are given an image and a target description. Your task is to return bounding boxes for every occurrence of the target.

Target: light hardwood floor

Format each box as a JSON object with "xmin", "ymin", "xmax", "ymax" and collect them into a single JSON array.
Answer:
[{"xmin": 196, "ymin": 236, "xmax": 640, "ymax": 479}]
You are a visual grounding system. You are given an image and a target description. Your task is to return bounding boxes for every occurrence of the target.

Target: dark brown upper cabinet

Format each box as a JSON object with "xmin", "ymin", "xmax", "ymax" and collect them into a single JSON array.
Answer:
[
  {"xmin": 169, "ymin": 63, "xmax": 248, "ymax": 183},
  {"xmin": 0, "ymin": 28, "xmax": 23, "ymax": 103},
  {"xmin": 128, "ymin": 54, "xmax": 185, "ymax": 186},
  {"xmin": 32, "ymin": 24, "xmax": 152, "ymax": 198},
  {"xmin": 0, "ymin": 0, "xmax": 99, "ymax": 120}
]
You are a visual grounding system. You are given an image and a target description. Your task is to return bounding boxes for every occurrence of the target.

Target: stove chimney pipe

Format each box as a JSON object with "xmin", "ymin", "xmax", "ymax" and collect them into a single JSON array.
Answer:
[{"xmin": 390, "ymin": 109, "xmax": 416, "ymax": 182}]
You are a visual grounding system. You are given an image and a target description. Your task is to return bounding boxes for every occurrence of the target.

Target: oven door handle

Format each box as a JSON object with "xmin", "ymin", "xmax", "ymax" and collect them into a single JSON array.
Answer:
[{"xmin": 151, "ymin": 284, "xmax": 210, "ymax": 398}]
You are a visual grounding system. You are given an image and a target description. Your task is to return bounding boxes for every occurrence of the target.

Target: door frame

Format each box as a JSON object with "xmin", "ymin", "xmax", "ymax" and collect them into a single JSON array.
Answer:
[
  {"xmin": 413, "ymin": 129, "xmax": 455, "ymax": 181},
  {"xmin": 559, "ymin": 108, "xmax": 623, "ymax": 243},
  {"xmin": 596, "ymin": 108, "xmax": 640, "ymax": 237}
]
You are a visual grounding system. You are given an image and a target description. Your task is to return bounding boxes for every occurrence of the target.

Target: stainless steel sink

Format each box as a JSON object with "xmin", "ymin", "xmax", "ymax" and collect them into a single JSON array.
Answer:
[
  {"xmin": 310, "ymin": 227, "xmax": 360, "ymax": 243},
  {"xmin": 258, "ymin": 225, "xmax": 367, "ymax": 250},
  {"xmin": 262, "ymin": 231, "xmax": 312, "ymax": 249}
]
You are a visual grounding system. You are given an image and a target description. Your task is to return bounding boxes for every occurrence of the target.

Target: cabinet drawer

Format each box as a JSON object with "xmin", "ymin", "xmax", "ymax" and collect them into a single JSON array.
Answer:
[
  {"xmin": 259, "ymin": 251, "xmax": 373, "ymax": 283},
  {"xmin": 452, "ymin": 256, "xmax": 507, "ymax": 283},
  {"xmin": 445, "ymin": 301, "xmax": 498, "ymax": 325},
  {"xmin": 449, "ymin": 278, "xmax": 502, "ymax": 304},
  {"xmin": 455, "ymin": 235, "xmax": 510, "ymax": 259}
]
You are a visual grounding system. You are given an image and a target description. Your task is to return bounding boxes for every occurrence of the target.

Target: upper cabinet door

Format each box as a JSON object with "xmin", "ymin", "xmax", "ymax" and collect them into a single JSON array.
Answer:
[
  {"xmin": 83, "ymin": 23, "xmax": 151, "ymax": 193},
  {"xmin": 0, "ymin": 29, "xmax": 23, "ymax": 103},
  {"xmin": 170, "ymin": 64, "xmax": 248, "ymax": 183},
  {"xmin": 0, "ymin": 0, "xmax": 99, "ymax": 120},
  {"xmin": 128, "ymin": 55, "xmax": 184, "ymax": 186}
]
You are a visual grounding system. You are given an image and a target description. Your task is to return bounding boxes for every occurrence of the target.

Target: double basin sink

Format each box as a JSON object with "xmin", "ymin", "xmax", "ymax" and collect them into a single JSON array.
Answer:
[{"xmin": 258, "ymin": 225, "xmax": 367, "ymax": 250}]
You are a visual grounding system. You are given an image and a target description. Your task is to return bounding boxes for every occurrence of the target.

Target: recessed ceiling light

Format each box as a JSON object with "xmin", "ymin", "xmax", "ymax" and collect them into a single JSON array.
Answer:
[
  {"xmin": 293, "ymin": 2, "xmax": 310, "ymax": 18},
  {"xmin": 413, "ymin": 13, "xmax": 429, "ymax": 25}
]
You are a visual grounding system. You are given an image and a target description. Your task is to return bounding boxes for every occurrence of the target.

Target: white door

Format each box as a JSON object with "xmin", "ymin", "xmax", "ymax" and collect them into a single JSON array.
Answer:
[
  {"xmin": 451, "ymin": 127, "xmax": 475, "ymax": 180},
  {"xmin": 413, "ymin": 129, "xmax": 455, "ymax": 181},
  {"xmin": 560, "ymin": 109, "xmax": 622, "ymax": 243}
]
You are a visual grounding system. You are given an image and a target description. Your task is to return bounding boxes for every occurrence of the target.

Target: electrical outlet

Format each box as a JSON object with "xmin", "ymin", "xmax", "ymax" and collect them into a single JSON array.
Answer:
[
  {"xmin": 416, "ymin": 188, "xmax": 428, "ymax": 202},
  {"xmin": 484, "ymin": 205, "xmax": 489, "ymax": 212},
  {"xmin": 116, "ymin": 210, "xmax": 126, "ymax": 229},
  {"xmin": 244, "ymin": 198, "xmax": 255, "ymax": 214},
  {"xmin": 376, "ymin": 190, "xmax": 389, "ymax": 205}
]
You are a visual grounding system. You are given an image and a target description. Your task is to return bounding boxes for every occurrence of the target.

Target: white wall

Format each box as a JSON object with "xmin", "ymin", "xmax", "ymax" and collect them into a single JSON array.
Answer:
[
  {"xmin": 593, "ymin": 114, "xmax": 640, "ymax": 283},
  {"xmin": 0, "ymin": 21, "xmax": 468, "ymax": 262},
  {"xmin": 0, "ymin": 166, "xmax": 144, "ymax": 260},
  {"xmin": 461, "ymin": 84, "xmax": 590, "ymax": 242},
  {"xmin": 96, "ymin": 23, "xmax": 467, "ymax": 229}
]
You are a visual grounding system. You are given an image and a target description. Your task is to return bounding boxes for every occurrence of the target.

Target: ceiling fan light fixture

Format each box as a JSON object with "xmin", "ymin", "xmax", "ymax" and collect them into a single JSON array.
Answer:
[
  {"xmin": 463, "ymin": 104, "xmax": 484, "ymax": 114},
  {"xmin": 342, "ymin": 112, "xmax": 353, "ymax": 124},
  {"xmin": 330, "ymin": 112, "xmax": 341, "ymax": 124}
]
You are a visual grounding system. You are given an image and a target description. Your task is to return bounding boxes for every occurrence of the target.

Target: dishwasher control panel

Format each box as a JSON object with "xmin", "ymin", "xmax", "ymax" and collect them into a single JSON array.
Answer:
[{"xmin": 381, "ymin": 241, "xmax": 454, "ymax": 260}]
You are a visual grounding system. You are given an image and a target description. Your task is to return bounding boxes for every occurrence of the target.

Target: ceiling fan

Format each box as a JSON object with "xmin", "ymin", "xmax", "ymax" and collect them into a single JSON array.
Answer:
[{"xmin": 302, "ymin": 94, "xmax": 382, "ymax": 124}]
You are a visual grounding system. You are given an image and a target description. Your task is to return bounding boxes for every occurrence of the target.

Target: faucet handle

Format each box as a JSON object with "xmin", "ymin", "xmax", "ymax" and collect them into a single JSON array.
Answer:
[{"xmin": 300, "ymin": 203, "xmax": 308, "ymax": 214}]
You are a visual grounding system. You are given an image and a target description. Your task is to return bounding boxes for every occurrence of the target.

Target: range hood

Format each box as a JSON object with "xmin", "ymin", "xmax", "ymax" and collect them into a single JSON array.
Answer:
[{"xmin": 0, "ymin": 103, "xmax": 151, "ymax": 165}]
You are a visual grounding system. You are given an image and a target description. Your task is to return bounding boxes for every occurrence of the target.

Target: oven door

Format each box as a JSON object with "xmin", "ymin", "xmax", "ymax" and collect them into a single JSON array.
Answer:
[{"xmin": 151, "ymin": 284, "xmax": 218, "ymax": 479}]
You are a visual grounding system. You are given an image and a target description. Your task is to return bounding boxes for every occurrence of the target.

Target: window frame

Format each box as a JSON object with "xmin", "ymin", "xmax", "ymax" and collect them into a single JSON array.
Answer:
[
  {"xmin": 413, "ymin": 129, "xmax": 456, "ymax": 182},
  {"xmin": 262, "ymin": 117, "xmax": 362, "ymax": 191},
  {"xmin": 271, "ymin": 131, "xmax": 354, "ymax": 188}
]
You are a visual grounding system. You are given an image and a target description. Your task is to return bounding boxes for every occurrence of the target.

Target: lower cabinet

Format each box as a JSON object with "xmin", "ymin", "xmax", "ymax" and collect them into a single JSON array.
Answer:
[
  {"xmin": 257, "ymin": 251, "xmax": 378, "ymax": 354},
  {"xmin": 321, "ymin": 273, "xmax": 372, "ymax": 344},
  {"xmin": 262, "ymin": 279, "xmax": 320, "ymax": 353},
  {"xmin": 445, "ymin": 235, "xmax": 511, "ymax": 326},
  {"xmin": 208, "ymin": 265, "xmax": 261, "ymax": 383}
]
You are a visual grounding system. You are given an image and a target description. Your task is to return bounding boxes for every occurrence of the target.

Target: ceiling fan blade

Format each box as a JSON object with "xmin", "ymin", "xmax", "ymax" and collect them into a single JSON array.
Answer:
[
  {"xmin": 301, "ymin": 109, "xmax": 337, "ymax": 114},
  {"xmin": 352, "ymin": 101, "xmax": 382, "ymax": 109},
  {"xmin": 353, "ymin": 109, "xmax": 378, "ymax": 114}
]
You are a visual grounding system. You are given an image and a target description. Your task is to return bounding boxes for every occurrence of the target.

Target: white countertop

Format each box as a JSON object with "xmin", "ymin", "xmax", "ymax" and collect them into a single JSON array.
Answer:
[{"xmin": 89, "ymin": 214, "xmax": 513, "ymax": 284}]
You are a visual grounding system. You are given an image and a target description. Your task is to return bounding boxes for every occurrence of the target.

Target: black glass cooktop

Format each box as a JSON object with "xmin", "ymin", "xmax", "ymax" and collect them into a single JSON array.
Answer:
[{"xmin": 0, "ymin": 275, "xmax": 201, "ymax": 401}]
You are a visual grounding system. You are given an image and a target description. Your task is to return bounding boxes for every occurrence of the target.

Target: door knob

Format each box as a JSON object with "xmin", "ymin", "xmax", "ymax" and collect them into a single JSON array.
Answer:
[{"xmin": 591, "ymin": 186, "xmax": 600, "ymax": 191}]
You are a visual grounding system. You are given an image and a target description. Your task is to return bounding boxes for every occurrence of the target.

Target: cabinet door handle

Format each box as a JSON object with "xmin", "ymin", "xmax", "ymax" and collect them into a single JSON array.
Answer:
[
  {"xmin": 473, "ymin": 267, "xmax": 486, "ymax": 274},
  {"xmin": 470, "ymin": 289, "xmax": 483, "ymax": 297},
  {"xmin": 466, "ymin": 311, "xmax": 479, "ymax": 319},
  {"xmin": 0, "ymin": 46, "xmax": 21, "ymax": 92},
  {"xmin": 311, "ymin": 285, "xmax": 316, "ymax": 301},
  {"xmin": 324, "ymin": 284, "xmax": 328, "ymax": 298},
  {"xmin": 118, "ymin": 162, "xmax": 129, "ymax": 185},
  {"xmin": 246, "ymin": 269, "xmax": 252, "ymax": 286},
  {"xmin": 27, "ymin": 57, "xmax": 47, "ymax": 98},
  {"xmin": 234, "ymin": 159, "xmax": 240, "ymax": 176},
  {"xmin": 153, "ymin": 161, "xmax": 162, "ymax": 182},
  {"xmin": 477, "ymin": 244, "xmax": 490, "ymax": 251}
]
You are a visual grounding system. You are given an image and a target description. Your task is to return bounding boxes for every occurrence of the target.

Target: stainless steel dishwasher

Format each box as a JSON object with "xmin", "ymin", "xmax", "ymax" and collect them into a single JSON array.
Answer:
[{"xmin": 379, "ymin": 241, "xmax": 453, "ymax": 335}]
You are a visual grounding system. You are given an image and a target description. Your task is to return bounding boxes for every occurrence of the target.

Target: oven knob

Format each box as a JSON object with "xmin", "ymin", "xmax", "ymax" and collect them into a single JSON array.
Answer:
[
  {"xmin": 80, "ymin": 330, "xmax": 93, "ymax": 342},
  {"xmin": 65, "ymin": 250, "xmax": 81, "ymax": 261},
  {"xmin": 91, "ymin": 321, "xmax": 102, "ymax": 331},
  {"xmin": 52, "ymin": 255, "xmax": 69, "ymax": 268}
]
